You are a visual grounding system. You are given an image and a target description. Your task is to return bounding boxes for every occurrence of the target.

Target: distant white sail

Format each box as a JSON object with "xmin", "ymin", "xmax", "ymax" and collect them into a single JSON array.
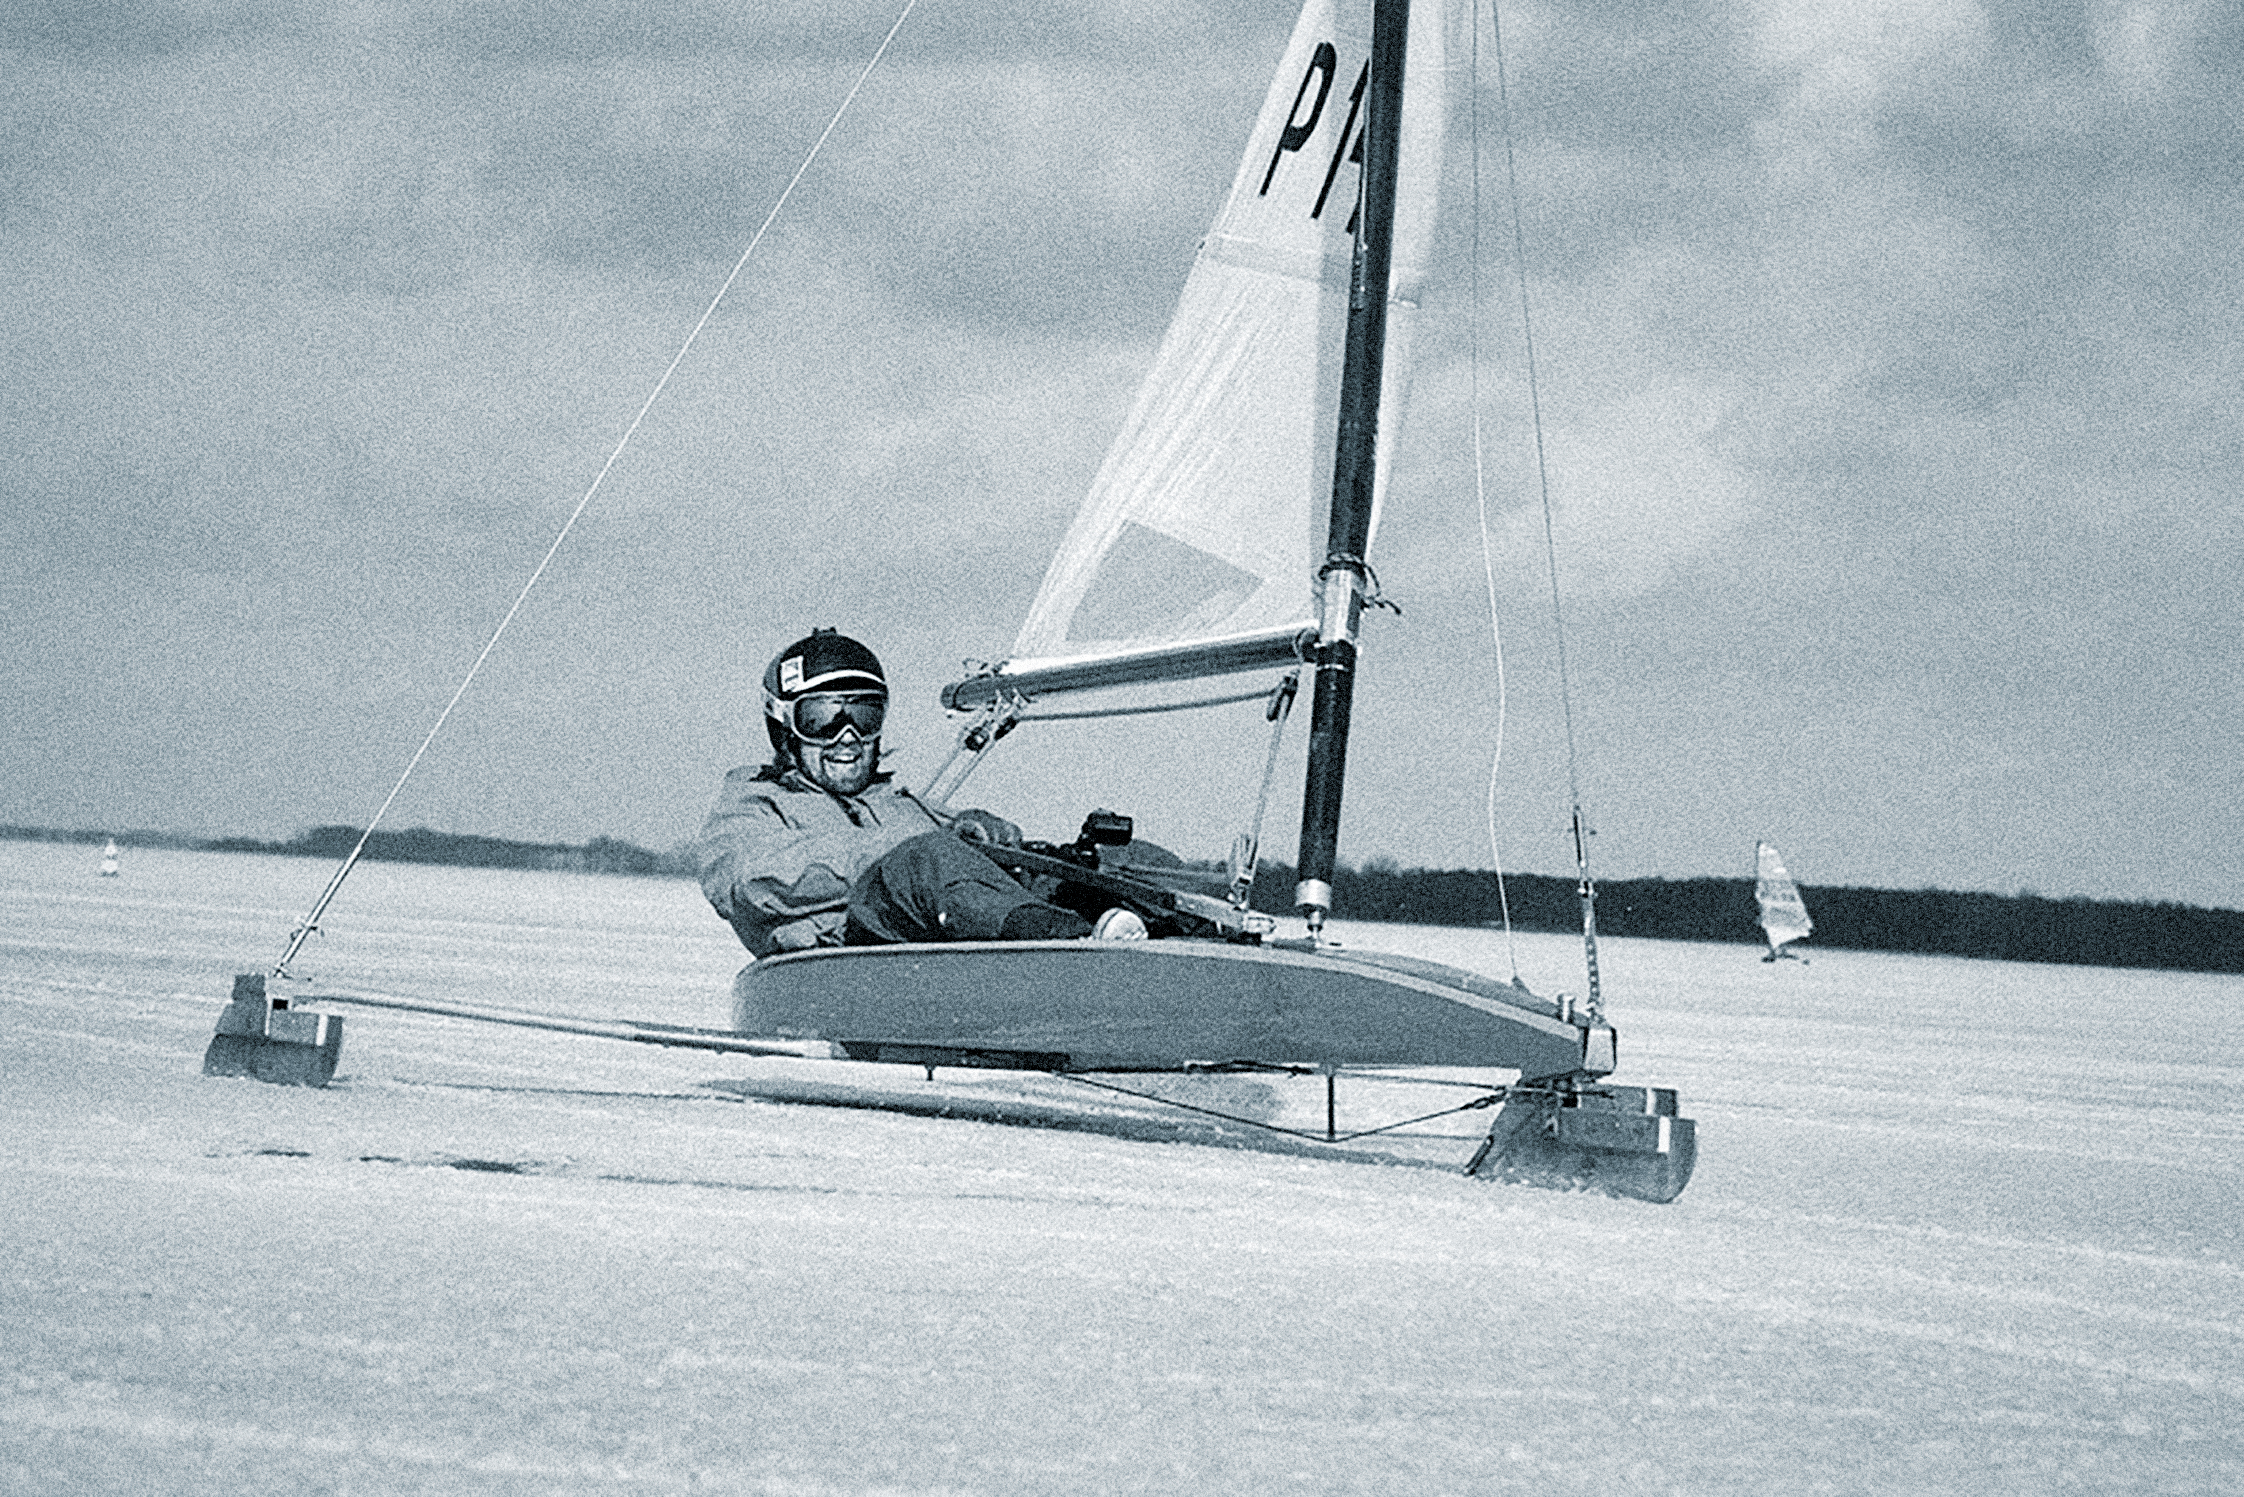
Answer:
[
  {"xmin": 1003, "ymin": 0, "xmax": 1458, "ymax": 685},
  {"xmin": 100, "ymin": 839, "xmax": 120, "ymax": 877},
  {"xmin": 1754, "ymin": 841, "xmax": 1811, "ymax": 956}
]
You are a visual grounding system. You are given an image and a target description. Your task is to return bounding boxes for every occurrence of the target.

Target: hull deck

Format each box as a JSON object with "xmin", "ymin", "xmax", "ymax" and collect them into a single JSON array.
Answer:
[{"xmin": 733, "ymin": 938, "xmax": 1616, "ymax": 1081}]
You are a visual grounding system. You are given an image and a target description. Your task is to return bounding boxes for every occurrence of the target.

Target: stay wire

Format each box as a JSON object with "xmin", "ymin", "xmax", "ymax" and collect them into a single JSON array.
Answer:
[
  {"xmin": 1488, "ymin": 0, "xmax": 1602, "ymax": 1020},
  {"xmin": 1487, "ymin": 1, "xmax": 1584, "ymax": 822},
  {"xmin": 271, "ymin": 0, "xmax": 925, "ymax": 977}
]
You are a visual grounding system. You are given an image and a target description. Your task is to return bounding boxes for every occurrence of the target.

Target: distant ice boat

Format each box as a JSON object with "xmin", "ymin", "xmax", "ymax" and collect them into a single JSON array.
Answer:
[
  {"xmin": 99, "ymin": 839, "xmax": 120, "ymax": 878},
  {"xmin": 1754, "ymin": 842, "xmax": 1811, "ymax": 961}
]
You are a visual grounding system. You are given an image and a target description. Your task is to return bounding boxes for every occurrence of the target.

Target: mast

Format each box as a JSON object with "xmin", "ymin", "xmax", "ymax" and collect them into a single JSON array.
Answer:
[{"xmin": 1295, "ymin": 0, "xmax": 1410, "ymax": 934}]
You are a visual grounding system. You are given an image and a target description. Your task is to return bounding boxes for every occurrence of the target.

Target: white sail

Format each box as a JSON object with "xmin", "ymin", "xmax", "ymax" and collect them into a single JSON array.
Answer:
[
  {"xmin": 100, "ymin": 839, "xmax": 120, "ymax": 877},
  {"xmin": 1754, "ymin": 842, "xmax": 1812, "ymax": 954},
  {"xmin": 993, "ymin": 0, "xmax": 1457, "ymax": 695}
]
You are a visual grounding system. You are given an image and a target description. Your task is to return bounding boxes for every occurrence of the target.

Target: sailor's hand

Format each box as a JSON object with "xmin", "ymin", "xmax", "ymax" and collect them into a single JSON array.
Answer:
[{"xmin": 952, "ymin": 809, "xmax": 1022, "ymax": 848}]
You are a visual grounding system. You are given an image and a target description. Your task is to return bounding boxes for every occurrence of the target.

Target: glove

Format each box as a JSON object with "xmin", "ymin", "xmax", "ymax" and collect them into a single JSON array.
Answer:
[{"xmin": 952, "ymin": 809, "xmax": 1022, "ymax": 848}]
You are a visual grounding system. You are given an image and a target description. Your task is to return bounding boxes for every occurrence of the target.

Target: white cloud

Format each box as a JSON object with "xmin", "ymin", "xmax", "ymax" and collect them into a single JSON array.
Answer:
[
  {"xmin": 1502, "ymin": 385, "xmax": 1751, "ymax": 600},
  {"xmin": 2091, "ymin": 0, "xmax": 2216, "ymax": 94},
  {"xmin": 1750, "ymin": 0, "xmax": 1992, "ymax": 99}
]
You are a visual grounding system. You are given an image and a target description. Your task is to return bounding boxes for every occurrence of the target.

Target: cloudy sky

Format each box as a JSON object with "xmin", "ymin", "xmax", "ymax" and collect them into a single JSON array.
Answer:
[{"xmin": 5, "ymin": 0, "xmax": 2238, "ymax": 911}]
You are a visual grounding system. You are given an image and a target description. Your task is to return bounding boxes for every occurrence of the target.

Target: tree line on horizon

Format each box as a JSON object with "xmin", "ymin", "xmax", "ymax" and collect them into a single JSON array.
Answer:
[
  {"xmin": 1240, "ymin": 861, "xmax": 2242, "ymax": 975},
  {"xmin": 2, "ymin": 822, "xmax": 680, "ymax": 878},
  {"xmin": 10, "ymin": 823, "xmax": 2237, "ymax": 974}
]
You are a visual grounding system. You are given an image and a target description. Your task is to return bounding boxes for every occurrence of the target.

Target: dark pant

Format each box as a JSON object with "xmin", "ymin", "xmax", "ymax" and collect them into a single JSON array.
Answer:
[{"xmin": 844, "ymin": 832, "xmax": 1089, "ymax": 944}]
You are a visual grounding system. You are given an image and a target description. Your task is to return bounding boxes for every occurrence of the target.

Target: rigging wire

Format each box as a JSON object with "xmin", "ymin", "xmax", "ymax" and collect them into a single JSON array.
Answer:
[
  {"xmin": 1009, "ymin": 684, "xmax": 1279, "ymax": 721},
  {"xmin": 1056, "ymin": 1072, "xmax": 1505, "ymax": 1146},
  {"xmin": 270, "ymin": 0, "xmax": 926, "ymax": 977},
  {"xmin": 1486, "ymin": 0, "xmax": 1603, "ymax": 1018}
]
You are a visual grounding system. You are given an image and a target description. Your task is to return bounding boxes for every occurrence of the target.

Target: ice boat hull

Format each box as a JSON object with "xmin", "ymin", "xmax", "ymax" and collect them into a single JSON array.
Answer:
[{"xmin": 733, "ymin": 940, "xmax": 1616, "ymax": 1081}]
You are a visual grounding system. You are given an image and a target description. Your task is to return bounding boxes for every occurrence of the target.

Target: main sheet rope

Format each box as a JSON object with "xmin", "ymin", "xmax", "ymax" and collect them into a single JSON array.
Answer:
[
  {"xmin": 271, "ymin": 0, "xmax": 925, "ymax": 976},
  {"xmin": 1470, "ymin": 1, "xmax": 1519, "ymax": 981}
]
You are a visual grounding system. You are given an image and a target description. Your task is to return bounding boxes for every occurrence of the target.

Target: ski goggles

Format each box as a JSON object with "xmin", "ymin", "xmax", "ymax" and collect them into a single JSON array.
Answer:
[{"xmin": 789, "ymin": 691, "xmax": 887, "ymax": 744}]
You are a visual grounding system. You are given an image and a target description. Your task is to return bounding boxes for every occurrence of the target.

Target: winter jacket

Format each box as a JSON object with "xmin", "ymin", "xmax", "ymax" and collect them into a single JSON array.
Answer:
[{"xmin": 695, "ymin": 762, "xmax": 943, "ymax": 956}]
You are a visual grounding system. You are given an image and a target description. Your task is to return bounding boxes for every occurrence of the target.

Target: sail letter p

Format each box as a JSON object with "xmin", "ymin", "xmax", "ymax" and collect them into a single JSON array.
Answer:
[{"xmin": 1260, "ymin": 41, "xmax": 1337, "ymax": 196}]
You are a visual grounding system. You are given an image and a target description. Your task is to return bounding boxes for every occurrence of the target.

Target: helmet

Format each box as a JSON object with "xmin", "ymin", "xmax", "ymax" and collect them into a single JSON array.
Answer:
[{"xmin": 762, "ymin": 628, "xmax": 888, "ymax": 756}]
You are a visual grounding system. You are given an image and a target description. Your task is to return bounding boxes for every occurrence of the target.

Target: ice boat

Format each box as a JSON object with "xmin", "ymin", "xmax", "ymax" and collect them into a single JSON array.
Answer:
[
  {"xmin": 206, "ymin": 0, "xmax": 1696, "ymax": 1202},
  {"xmin": 731, "ymin": 0, "xmax": 1696, "ymax": 1199},
  {"xmin": 1755, "ymin": 841, "xmax": 1813, "ymax": 962}
]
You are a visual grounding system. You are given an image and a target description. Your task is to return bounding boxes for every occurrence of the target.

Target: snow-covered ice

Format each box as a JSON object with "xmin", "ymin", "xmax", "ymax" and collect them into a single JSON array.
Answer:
[{"xmin": 4, "ymin": 841, "xmax": 2239, "ymax": 1493}]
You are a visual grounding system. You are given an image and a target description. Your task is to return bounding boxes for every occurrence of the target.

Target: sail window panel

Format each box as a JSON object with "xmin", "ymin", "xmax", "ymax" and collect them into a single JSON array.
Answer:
[{"xmin": 1061, "ymin": 521, "xmax": 1269, "ymax": 648}]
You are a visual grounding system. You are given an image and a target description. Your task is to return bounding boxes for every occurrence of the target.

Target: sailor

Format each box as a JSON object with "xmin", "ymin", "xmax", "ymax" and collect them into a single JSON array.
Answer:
[{"xmin": 696, "ymin": 628, "xmax": 1131, "ymax": 954}]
